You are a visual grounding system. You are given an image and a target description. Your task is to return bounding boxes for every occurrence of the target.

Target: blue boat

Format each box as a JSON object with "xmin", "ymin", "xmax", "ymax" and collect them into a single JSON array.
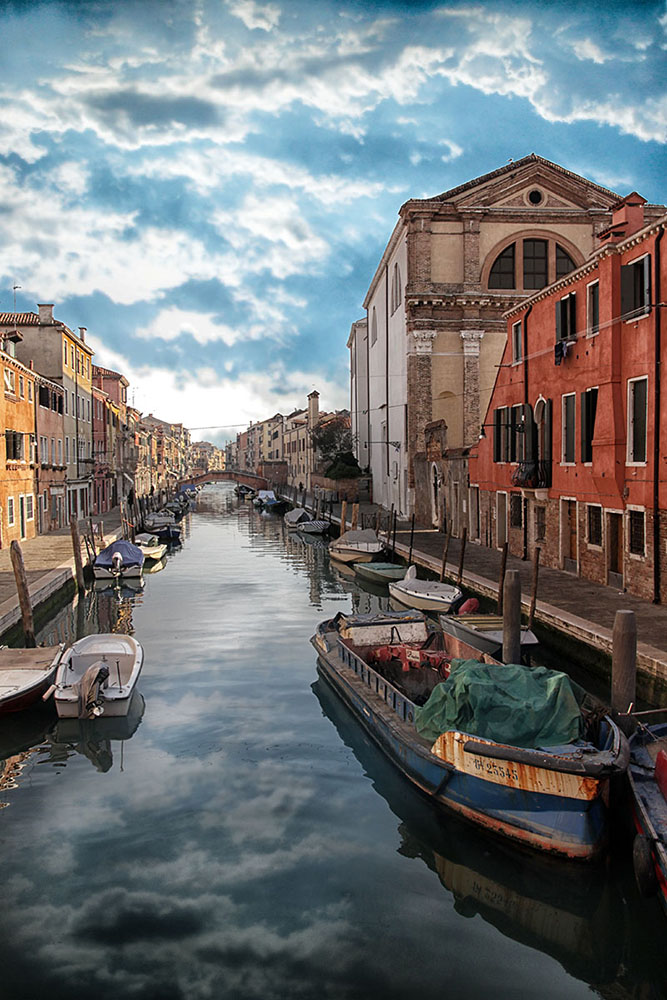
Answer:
[
  {"xmin": 628, "ymin": 720, "xmax": 667, "ymax": 914},
  {"xmin": 312, "ymin": 610, "xmax": 629, "ymax": 860}
]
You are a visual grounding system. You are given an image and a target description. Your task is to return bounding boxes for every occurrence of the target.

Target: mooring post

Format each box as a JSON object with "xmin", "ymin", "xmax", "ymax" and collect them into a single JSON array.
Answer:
[
  {"xmin": 88, "ymin": 517, "xmax": 97, "ymax": 558},
  {"xmin": 497, "ymin": 541, "xmax": 509, "ymax": 614},
  {"xmin": 457, "ymin": 527, "xmax": 467, "ymax": 587},
  {"xmin": 502, "ymin": 569, "xmax": 521, "ymax": 665},
  {"xmin": 375, "ymin": 508, "xmax": 381, "ymax": 533},
  {"xmin": 70, "ymin": 517, "xmax": 86, "ymax": 594},
  {"xmin": 528, "ymin": 546, "xmax": 541, "ymax": 628},
  {"xmin": 351, "ymin": 503, "xmax": 359, "ymax": 531},
  {"xmin": 391, "ymin": 510, "xmax": 398, "ymax": 557},
  {"xmin": 10, "ymin": 540, "xmax": 36, "ymax": 647},
  {"xmin": 440, "ymin": 531, "xmax": 451, "ymax": 582},
  {"xmin": 611, "ymin": 610, "xmax": 637, "ymax": 715},
  {"xmin": 408, "ymin": 513, "xmax": 415, "ymax": 564},
  {"xmin": 340, "ymin": 500, "xmax": 347, "ymax": 534}
]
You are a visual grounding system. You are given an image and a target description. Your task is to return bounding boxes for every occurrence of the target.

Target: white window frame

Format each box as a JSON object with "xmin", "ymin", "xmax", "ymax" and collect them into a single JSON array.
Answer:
[
  {"xmin": 586, "ymin": 503, "xmax": 603, "ymax": 550},
  {"xmin": 622, "ymin": 253, "xmax": 651, "ymax": 323},
  {"xmin": 7, "ymin": 496, "xmax": 15, "ymax": 527},
  {"xmin": 561, "ymin": 392, "xmax": 576, "ymax": 465},
  {"xmin": 627, "ymin": 505, "xmax": 646, "ymax": 559},
  {"xmin": 627, "ymin": 376, "xmax": 648, "ymax": 466},
  {"xmin": 18, "ymin": 375, "xmax": 24, "ymax": 399},
  {"xmin": 586, "ymin": 279, "xmax": 599, "ymax": 337},
  {"xmin": 511, "ymin": 321, "xmax": 522, "ymax": 364},
  {"xmin": 4, "ymin": 368, "xmax": 16, "ymax": 394},
  {"xmin": 26, "ymin": 494, "xmax": 34, "ymax": 521}
]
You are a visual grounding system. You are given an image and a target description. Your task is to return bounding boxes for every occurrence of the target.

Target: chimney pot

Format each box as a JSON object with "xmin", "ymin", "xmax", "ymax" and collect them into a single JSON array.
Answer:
[
  {"xmin": 37, "ymin": 303, "xmax": 54, "ymax": 325},
  {"xmin": 79, "ymin": 327, "xmax": 86, "ymax": 342}
]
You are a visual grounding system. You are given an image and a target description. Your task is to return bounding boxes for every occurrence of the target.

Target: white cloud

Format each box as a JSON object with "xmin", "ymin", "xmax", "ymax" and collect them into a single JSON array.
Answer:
[
  {"xmin": 227, "ymin": 0, "xmax": 281, "ymax": 32},
  {"xmin": 135, "ymin": 308, "xmax": 244, "ymax": 346}
]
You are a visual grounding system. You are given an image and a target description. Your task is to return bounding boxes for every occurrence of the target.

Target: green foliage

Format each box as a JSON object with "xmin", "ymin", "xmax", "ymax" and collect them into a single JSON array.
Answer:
[{"xmin": 325, "ymin": 451, "xmax": 362, "ymax": 479}]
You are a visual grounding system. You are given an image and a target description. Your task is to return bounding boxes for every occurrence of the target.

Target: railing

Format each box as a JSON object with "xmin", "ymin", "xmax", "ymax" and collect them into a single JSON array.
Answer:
[
  {"xmin": 511, "ymin": 459, "xmax": 551, "ymax": 489},
  {"xmin": 336, "ymin": 638, "xmax": 416, "ymax": 726}
]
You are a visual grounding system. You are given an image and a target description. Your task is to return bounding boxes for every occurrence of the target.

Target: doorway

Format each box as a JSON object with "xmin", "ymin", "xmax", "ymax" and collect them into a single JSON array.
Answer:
[
  {"xmin": 497, "ymin": 492, "xmax": 507, "ymax": 548},
  {"xmin": 561, "ymin": 499, "xmax": 577, "ymax": 574},
  {"xmin": 608, "ymin": 512, "xmax": 624, "ymax": 589},
  {"xmin": 431, "ymin": 463, "xmax": 440, "ymax": 528},
  {"xmin": 19, "ymin": 495, "xmax": 26, "ymax": 540}
]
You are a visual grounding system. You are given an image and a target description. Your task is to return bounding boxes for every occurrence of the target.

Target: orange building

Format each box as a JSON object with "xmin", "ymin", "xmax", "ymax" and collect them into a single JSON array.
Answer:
[
  {"xmin": 1, "ymin": 348, "xmax": 37, "ymax": 544},
  {"xmin": 470, "ymin": 195, "xmax": 667, "ymax": 602}
]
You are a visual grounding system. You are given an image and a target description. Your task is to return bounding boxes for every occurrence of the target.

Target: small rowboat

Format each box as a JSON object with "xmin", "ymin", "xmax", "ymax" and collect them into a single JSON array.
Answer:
[
  {"xmin": 285, "ymin": 508, "xmax": 312, "ymax": 529},
  {"xmin": 389, "ymin": 565, "xmax": 462, "ymax": 612},
  {"xmin": 628, "ymin": 720, "xmax": 667, "ymax": 914},
  {"xmin": 0, "ymin": 645, "xmax": 64, "ymax": 714},
  {"xmin": 53, "ymin": 634, "xmax": 144, "ymax": 719},
  {"xmin": 439, "ymin": 612, "xmax": 538, "ymax": 659},
  {"xmin": 353, "ymin": 561, "xmax": 406, "ymax": 584},
  {"xmin": 297, "ymin": 519, "xmax": 329, "ymax": 535},
  {"xmin": 134, "ymin": 533, "xmax": 167, "ymax": 562},
  {"xmin": 329, "ymin": 529, "xmax": 384, "ymax": 564}
]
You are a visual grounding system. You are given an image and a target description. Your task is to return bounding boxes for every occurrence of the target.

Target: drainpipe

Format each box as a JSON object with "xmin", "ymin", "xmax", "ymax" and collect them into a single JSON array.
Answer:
[
  {"xmin": 365, "ymin": 306, "xmax": 371, "ymax": 474},
  {"xmin": 385, "ymin": 264, "xmax": 390, "ymax": 494},
  {"xmin": 653, "ymin": 225, "xmax": 664, "ymax": 604},
  {"xmin": 522, "ymin": 303, "xmax": 533, "ymax": 561}
]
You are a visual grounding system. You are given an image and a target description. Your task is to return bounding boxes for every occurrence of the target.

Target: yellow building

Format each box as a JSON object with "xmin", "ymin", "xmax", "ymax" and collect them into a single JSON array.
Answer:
[{"xmin": 1, "ymin": 349, "xmax": 37, "ymax": 544}]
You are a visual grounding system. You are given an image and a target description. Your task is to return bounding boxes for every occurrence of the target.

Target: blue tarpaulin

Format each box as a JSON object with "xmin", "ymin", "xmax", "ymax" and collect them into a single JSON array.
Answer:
[{"xmin": 94, "ymin": 540, "xmax": 144, "ymax": 569}]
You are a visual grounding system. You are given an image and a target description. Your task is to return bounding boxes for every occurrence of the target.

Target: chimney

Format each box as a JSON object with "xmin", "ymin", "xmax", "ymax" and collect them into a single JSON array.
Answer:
[
  {"xmin": 38, "ymin": 303, "xmax": 54, "ymax": 325},
  {"xmin": 79, "ymin": 327, "xmax": 86, "ymax": 342},
  {"xmin": 598, "ymin": 192, "xmax": 647, "ymax": 246},
  {"xmin": 307, "ymin": 389, "xmax": 320, "ymax": 429}
]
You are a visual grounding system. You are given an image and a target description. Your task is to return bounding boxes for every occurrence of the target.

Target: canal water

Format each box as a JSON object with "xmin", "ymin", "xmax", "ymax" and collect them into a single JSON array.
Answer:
[{"xmin": 1, "ymin": 483, "xmax": 666, "ymax": 1000}]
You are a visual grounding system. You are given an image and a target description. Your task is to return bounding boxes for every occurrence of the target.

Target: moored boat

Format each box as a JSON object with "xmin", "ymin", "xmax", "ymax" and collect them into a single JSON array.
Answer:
[
  {"xmin": 0, "ymin": 645, "xmax": 64, "ymax": 714},
  {"xmin": 285, "ymin": 507, "xmax": 312, "ymax": 529},
  {"xmin": 628, "ymin": 720, "xmax": 667, "ymax": 915},
  {"xmin": 93, "ymin": 540, "xmax": 144, "ymax": 580},
  {"xmin": 354, "ymin": 561, "xmax": 406, "ymax": 584},
  {"xmin": 312, "ymin": 610, "xmax": 628, "ymax": 859},
  {"xmin": 439, "ymin": 611, "xmax": 538, "ymax": 660},
  {"xmin": 297, "ymin": 519, "xmax": 329, "ymax": 535},
  {"xmin": 389, "ymin": 565, "xmax": 462, "ymax": 612},
  {"xmin": 134, "ymin": 532, "xmax": 168, "ymax": 562},
  {"xmin": 329, "ymin": 528, "xmax": 384, "ymax": 564},
  {"xmin": 53, "ymin": 634, "xmax": 144, "ymax": 719}
]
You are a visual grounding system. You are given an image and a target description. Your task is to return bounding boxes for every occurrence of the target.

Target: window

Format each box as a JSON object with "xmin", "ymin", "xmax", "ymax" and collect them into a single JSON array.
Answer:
[
  {"xmin": 621, "ymin": 255, "xmax": 651, "ymax": 320},
  {"xmin": 510, "ymin": 404, "xmax": 523, "ymax": 462},
  {"xmin": 5, "ymin": 430, "xmax": 24, "ymax": 461},
  {"xmin": 64, "ymin": 391, "xmax": 68, "ymax": 415},
  {"xmin": 581, "ymin": 387, "xmax": 598, "ymax": 463},
  {"xmin": 65, "ymin": 437, "xmax": 70, "ymax": 463},
  {"xmin": 535, "ymin": 506, "xmax": 546, "ymax": 542},
  {"xmin": 64, "ymin": 340, "xmax": 68, "ymax": 366},
  {"xmin": 629, "ymin": 510, "xmax": 645, "ymax": 556},
  {"xmin": 370, "ymin": 307, "xmax": 378, "ymax": 346},
  {"xmin": 562, "ymin": 394, "xmax": 576, "ymax": 463},
  {"xmin": 18, "ymin": 375, "xmax": 24, "ymax": 398},
  {"xmin": 628, "ymin": 377, "xmax": 648, "ymax": 464},
  {"xmin": 556, "ymin": 245, "xmax": 576, "ymax": 279},
  {"xmin": 58, "ymin": 439, "xmax": 62, "ymax": 464},
  {"xmin": 523, "ymin": 239, "xmax": 548, "ymax": 289},
  {"xmin": 510, "ymin": 494, "xmax": 523, "ymax": 528},
  {"xmin": 511, "ymin": 321, "xmax": 522, "ymax": 363},
  {"xmin": 587, "ymin": 281, "xmax": 599, "ymax": 336},
  {"xmin": 489, "ymin": 244, "xmax": 515, "ymax": 289},
  {"xmin": 26, "ymin": 495, "xmax": 34, "ymax": 521},
  {"xmin": 493, "ymin": 406, "xmax": 510, "ymax": 462},
  {"xmin": 28, "ymin": 381, "xmax": 32, "ymax": 402},
  {"xmin": 4, "ymin": 368, "xmax": 16, "ymax": 394},
  {"xmin": 556, "ymin": 291, "xmax": 577, "ymax": 340},
  {"xmin": 71, "ymin": 346, "xmax": 74, "ymax": 368},
  {"xmin": 51, "ymin": 438, "xmax": 55, "ymax": 465},
  {"xmin": 390, "ymin": 264, "xmax": 402, "ymax": 313},
  {"xmin": 7, "ymin": 497, "xmax": 14, "ymax": 527},
  {"xmin": 587, "ymin": 505, "xmax": 602, "ymax": 546}
]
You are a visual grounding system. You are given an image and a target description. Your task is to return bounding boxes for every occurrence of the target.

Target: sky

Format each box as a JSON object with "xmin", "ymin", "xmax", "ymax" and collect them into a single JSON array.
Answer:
[{"xmin": 0, "ymin": 0, "xmax": 665, "ymax": 446}]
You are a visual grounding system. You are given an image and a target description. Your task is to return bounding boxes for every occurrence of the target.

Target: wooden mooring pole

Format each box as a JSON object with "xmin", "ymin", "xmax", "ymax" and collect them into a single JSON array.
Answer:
[
  {"xmin": 340, "ymin": 500, "xmax": 347, "ymax": 534},
  {"xmin": 391, "ymin": 510, "xmax": 398, "ymax": 557},
  {"xmin": 456, "ymin": 527, "xmax": 467, "ymax": 587},
  {"xmin": 611, "ymin": 610, "xmax": 637, "ymax": 715},
  {"xmin": 351, "ymin": 503, "xmax": 359, "ymax": 531},
  {"xmin": 502, "ymin": 569, "xmax": 521, "ymax": 665},
  {"xmin": 528, "ymin": 546, "xmax": 541, "ymax": 628},
  {"xmin": 408, "ymin": 513, "xmax": 415, "ymax": 564},
  {"xmin": 497, "ymin": 542, "xmax": 509, "ymax": 614},
  {"xmin": 440, "ymin": 531, "xmax": 451, "ymax": 582},
  {"xmin": 10, "ymin": 540, "xmax": 36, "ymax": 647},
  {"xmin": 70, "ymin": 517, "xmax": 86, "ymax": 594}
]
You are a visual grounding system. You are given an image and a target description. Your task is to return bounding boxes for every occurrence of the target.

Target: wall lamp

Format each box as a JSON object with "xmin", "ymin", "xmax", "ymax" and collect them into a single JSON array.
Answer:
[
  {"xmin": 478, "ymin": 421, "xmax": 524, "ymax": 441},
  {"xmin": 368, "ymin": 440, "xmax": 401, "ymax": 450}
]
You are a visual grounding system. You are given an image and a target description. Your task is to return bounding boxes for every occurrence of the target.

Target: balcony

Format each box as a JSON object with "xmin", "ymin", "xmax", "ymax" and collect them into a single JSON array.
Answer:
[{"xmin": 511, "ymin": 460, "xmax": 551, "ymax": 490}]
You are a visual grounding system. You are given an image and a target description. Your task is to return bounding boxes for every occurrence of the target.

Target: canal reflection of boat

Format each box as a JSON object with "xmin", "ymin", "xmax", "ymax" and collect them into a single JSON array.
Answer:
[
  {"xmin": 311, "ymin": 676, "xmax": 623, "ymax": 986},
  {"xmin": 143, "ymin": 556, "xmax": 166, "ymax": 574},
  {"xmin": 0, "ymin": 704, "xmax": 53, "ymax": 761},
  {"xmin": 312, "ymin": 610, "xmax": 629, "ymax": 859},
  {"xmin": 48, "ymin": 691, "xmax": 146, "ymax": 772},
  {"xmin": 94, "ymin": 577, "xmax": 145, "ymax": 596}
]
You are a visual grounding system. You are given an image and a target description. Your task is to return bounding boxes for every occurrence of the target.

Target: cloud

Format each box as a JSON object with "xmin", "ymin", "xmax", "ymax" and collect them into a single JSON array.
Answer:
[
  {"xmin": 134, "ymin": 308, "xmax": 245, "ymax": 346},
  {"xmin": 227, "ymin": 0, "xmax": 281, "ymax": 32}
]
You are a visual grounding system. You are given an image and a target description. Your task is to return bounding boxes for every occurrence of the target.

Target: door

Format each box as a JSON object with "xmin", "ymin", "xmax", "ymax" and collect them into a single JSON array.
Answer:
[
  {"xmin": 431, "ymin": 464, "xmax": 440, "ymax": 528},
  {"xmin": 608, "ymin": 512, "xmax": 624, "ymax": 588},
  {"xmin": 497, "ymin": 493, "xmax": 507, "ymax": 548},
  {"xmin": 19, "ymin": 495, "xmax": 26, "ymax": 539}
]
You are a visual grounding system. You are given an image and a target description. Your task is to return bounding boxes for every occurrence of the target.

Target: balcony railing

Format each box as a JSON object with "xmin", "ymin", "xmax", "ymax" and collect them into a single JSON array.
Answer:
[{"xmin": 511, "ymin": 460, "xmax": 551, "ymax": 489}]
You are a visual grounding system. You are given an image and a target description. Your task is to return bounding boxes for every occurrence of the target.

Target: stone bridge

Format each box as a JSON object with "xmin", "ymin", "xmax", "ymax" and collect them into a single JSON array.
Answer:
[{"xmin": 178, "ymin": 469, "xmax": 269, "ymax": 490}]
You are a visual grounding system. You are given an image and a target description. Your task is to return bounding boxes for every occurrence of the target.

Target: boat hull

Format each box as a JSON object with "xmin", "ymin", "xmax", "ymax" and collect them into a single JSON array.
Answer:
[
  {"xmin": 389, "ymin": 583, "xmax": 460, "ymax": 612},
  {"xmin": 313, "ymin": 634, "xmax": 623, "ymax": 860},
  {"xmin": 93, "ymin": 565, "xmax": 143, "ymax": 580},
  {"xmin": 628, "ymin": 722, "xmax": 667, "ymax": 916},
  {"xmin": 330, "ymin": 548, "xmax": 379, "ymax": 564},
  {"xmin": 439, "ymin": 614, "xmax": 538, "ymax": 659},
  {"xmin": 0, "ymin": 647, "xmax": 63, "ymax": 715},
  {"xmin": 54, "ymin": 634, "xmax": 144, "ymax": 719},
  {"xmin": 354, "ymin": 562, "xmax": 406, "ymax": 583}
]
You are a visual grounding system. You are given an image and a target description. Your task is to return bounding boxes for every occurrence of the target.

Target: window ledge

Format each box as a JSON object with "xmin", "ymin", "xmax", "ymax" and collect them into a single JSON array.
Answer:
[{"xmin": 626, "ymin": 461, "xmax": 648, "ymax": 468}]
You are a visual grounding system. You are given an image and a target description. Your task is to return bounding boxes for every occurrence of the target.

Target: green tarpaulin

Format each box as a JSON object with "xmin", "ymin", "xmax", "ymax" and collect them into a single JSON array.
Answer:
[{"xmin": 414, "ymin": 659, "xmax": 584, "ymax": 748}]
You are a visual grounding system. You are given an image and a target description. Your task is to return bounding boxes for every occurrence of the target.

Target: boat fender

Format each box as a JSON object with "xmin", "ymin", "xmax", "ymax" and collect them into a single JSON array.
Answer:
[
  {"xmin": 42, "ymin": 683, "xmax": 57, "ymax": 701},
  {"xmin": 456, "ymin": 597, "xmax": 479, "ymax": 616},
  {"xmin": 632, "ymin": 834, "xmax": 657, "ymax": 898}
]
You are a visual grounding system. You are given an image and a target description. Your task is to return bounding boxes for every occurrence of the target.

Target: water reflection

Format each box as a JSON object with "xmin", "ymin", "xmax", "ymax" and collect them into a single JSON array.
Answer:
[{"xmin": 48, "ymin": 691, "xmax": 146, "ymax": 772}]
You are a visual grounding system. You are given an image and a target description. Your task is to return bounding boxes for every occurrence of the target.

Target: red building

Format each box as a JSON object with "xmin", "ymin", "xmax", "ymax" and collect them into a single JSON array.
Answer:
[{"xmin": 470, "ymin": 194, "xmax": 667, "ymax": 602}]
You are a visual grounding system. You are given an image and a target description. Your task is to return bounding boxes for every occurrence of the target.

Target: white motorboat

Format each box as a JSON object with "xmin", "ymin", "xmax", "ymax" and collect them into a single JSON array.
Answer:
[
  {"xmin": 53, "ymin": 634, "xmax": 144, "ymax": 718},
  {"xmin": 93, "ymin": 540, "xmax": 144, "ymax": 580},
  {"xmin": 329, "ymin": 528, "xmax": 384, "ymax": 563},
  {"xmin": 134, "ymin": 532, "xmax": 168, "ymax": 561},
  {"xmin": 297, "ymin": 519, "xmax": 329, "ymax": 535},
  {"xmin": 388, "ymin": 565, "xmax": 462, "ymax": 612}
]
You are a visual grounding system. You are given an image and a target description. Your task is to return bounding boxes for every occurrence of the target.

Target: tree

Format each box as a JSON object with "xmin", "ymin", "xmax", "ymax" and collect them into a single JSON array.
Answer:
[{"xmin": 310, "ymin": 415, "xmax": 360, "ymax": 478}]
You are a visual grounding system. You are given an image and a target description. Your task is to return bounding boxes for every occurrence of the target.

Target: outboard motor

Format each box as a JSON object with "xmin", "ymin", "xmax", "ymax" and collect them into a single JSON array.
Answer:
[{"xmin": 111, "ymin": 551, "xmax": 123, "ymax": 576}]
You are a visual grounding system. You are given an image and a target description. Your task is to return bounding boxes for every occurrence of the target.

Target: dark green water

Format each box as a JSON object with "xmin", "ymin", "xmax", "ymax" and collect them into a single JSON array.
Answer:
[{"xmin": 1, "ymin": 483, "xmax": 666, "ymax": 1000}]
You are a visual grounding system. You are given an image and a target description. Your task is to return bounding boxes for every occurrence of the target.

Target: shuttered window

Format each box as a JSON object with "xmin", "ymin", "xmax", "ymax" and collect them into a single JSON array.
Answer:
[
  {"xmin": 562, "ymin": 394, "xmax": 576, "ymax": 463},
  {"xmin": 556, "ymin": 292, "xmax": 577, "ymax": 341},
  {"xmin": 581, "ymin": 387, "xmax": 598, "ymax": 463},
  {"xmin": 587, "ymin": 505, "xmax": 602, "ymax": 546},
  {"xmin": 628, "ymin": 377, "xmax": 648, "ymax": 463},
  {"xmin": 621, "ymin": 256, "xmax": 651, "ymax": 320},
  {"xmin": 629, "ymin": 510, "xmax": 645, "ymax": 556}
]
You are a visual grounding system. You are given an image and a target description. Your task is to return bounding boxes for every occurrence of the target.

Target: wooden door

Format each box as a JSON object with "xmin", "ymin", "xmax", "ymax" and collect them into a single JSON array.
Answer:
[
  {"xmin": 608, "ymin": 513, "xmax": 623, "ymax": 587},
  {"xmin": 497, "ymin": 493, "xmax": 507, "ymax": 548}
]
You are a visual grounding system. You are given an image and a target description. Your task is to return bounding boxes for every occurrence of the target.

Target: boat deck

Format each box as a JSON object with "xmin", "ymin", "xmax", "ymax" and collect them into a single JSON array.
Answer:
[{"xmin": 0, "ymin": 646, "xmax": 61, "ymax": 696}]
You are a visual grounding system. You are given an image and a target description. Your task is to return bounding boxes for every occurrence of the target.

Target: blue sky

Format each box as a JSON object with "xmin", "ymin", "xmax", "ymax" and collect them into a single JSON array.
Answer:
[{"xmin": 0, "ymin": 0, "xmax": 665, "ymax": 444}]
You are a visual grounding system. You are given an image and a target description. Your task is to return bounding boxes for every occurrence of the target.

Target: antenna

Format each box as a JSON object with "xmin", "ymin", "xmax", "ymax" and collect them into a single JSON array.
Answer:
[{"xmin": 13, "ymin": 283, "xmax": 21, "ymax": 312}]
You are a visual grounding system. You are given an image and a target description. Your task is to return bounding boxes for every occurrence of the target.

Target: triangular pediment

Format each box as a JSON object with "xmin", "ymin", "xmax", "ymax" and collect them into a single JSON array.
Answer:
[{"xmin": 431, "ymin": 155, "xmax": 620, "ymax": 212}]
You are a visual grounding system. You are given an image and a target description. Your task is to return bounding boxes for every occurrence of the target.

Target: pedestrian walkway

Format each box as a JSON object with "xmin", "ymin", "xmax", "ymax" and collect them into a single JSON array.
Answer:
[
  {"xmin": 0, "ymin": 510, "xmax": 123, "ymax": 638},
  {"xmin": 287, "ymin": 490, "xmax": 667, "ymax": 690}
]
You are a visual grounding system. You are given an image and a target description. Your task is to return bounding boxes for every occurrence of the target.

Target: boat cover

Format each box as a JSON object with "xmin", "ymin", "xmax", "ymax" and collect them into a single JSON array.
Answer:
[
  {"xmin": 94, "ymin": 540, "xmax": 144, "ymax": 569},
  {"xmin": 285, "ymin": 508, "xmax": 312, "ymax": 525},
  {"xmin": 333, "ymin": 529, "xmax": 380, "ymax": 547},
  {"xmin": 414, "ymin": 659, "xmax": 584, "ymax": 748},
  {"xmin": 256, "ymin": 490, "xmax": 276, "ymax": 502}
]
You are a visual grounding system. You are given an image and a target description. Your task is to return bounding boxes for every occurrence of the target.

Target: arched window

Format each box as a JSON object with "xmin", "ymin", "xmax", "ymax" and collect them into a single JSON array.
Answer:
[
  {"xmin": 486, "ymin": 238, "xmax": 580, "ymax": 292},
  {"xmin": 390, "ymin": 264, "xmax": 402, "ymax": 313},
  {"xmin": 370, "ymin": 307, "xmax": 378, "ymax": 346}
]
